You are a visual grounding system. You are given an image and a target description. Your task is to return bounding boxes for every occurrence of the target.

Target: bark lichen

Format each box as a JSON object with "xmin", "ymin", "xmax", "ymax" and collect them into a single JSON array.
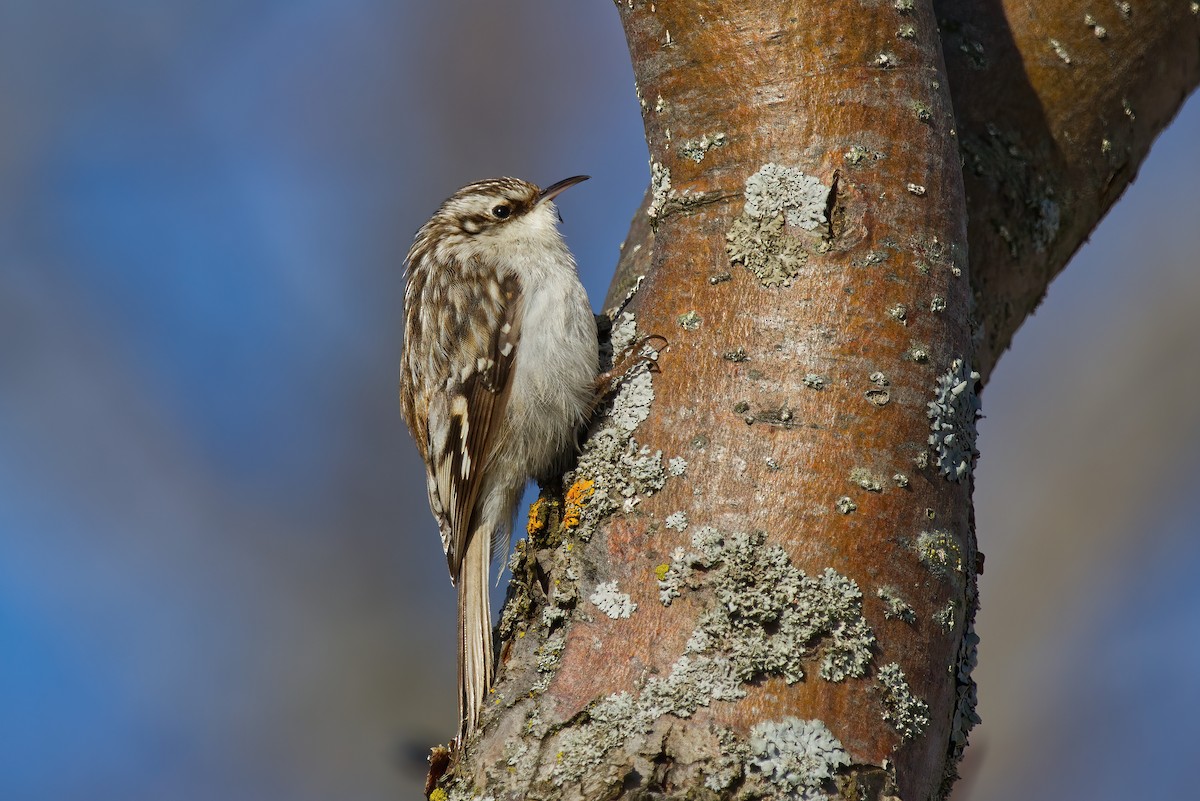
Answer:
[
  {"xmin": 927, "ymin": 358, "xmax": 982, "ymax": 482},
  {"xmin": 748, "ymin": 717, "xmax": 851, "ymax": 799},
  {"xmin": 877, "ymin": 662, "xmax": 930, "ymax": 740},
  {"xmin": 726, "ymin": 163, "xmax": 829, "ymax": 287}
]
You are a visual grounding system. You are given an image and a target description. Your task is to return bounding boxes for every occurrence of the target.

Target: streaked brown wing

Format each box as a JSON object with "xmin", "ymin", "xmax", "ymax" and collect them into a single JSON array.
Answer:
[{"xmin": 432, "ymin": 272, "xmax": 523, "ymax": 579}]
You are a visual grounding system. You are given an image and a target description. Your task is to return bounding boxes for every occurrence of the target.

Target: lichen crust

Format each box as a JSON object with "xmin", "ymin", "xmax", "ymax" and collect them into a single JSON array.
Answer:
[
  {"xmin": 726, "ymin": 163, "xmax": 830, "ymax": 287},
  {"xmin": 877, "ymin": 662, "xmax": 930, "ymax": 740},
  {"xmin": 749, "ymin": 717, "xmax": 851, "ymax": 799},
  {"xmin": 927, "ymin": 358, "xmax": 982, "ymax": 482}
]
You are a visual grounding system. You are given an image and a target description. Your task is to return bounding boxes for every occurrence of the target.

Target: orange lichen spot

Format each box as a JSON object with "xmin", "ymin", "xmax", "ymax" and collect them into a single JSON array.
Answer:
[
  {"xmin": 562, "ymin": 478, "xmax": 595, "ymax": 530},
  {"xmin": 526, "ymin": 497, "xmax": 548, "ymax": 535}
]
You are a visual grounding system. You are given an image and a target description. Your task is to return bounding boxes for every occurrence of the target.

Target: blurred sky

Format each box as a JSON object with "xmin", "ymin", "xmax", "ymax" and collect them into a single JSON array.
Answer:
[{"xmin": 1, "ymin": 3, "xmax": 1197, "ymax": 800}]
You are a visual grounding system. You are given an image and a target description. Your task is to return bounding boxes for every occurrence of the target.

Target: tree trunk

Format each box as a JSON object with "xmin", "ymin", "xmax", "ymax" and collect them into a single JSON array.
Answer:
[{"xmin": 428, "ymin": 2, "xmax": 1199, "ymax": 799}]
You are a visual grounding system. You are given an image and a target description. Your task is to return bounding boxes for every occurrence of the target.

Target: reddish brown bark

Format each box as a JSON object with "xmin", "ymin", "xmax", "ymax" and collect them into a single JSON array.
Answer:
[{"xmin": 595, "ymin": 3, "xmax": 972, "ymax": 797}]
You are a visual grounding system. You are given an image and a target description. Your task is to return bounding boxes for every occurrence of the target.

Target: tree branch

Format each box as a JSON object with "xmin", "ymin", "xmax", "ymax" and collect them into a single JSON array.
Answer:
[{"xmin": 942, "ymin": 0, "xmax": 1200, "ymax": 377}]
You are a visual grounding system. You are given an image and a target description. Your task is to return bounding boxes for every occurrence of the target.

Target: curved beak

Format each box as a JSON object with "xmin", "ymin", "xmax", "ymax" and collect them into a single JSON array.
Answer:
[{"xmin": 537, "ymin": 175, "xmax": 590, "ymax": 204}]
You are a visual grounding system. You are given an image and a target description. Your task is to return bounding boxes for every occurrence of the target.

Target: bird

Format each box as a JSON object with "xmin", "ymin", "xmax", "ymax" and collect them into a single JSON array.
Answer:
[{"xmin": 399, "ymin": 175, "xmax": 598, "ymax": 742}]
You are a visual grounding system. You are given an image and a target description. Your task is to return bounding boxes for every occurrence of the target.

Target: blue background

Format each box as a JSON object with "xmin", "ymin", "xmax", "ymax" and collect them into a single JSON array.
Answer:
[{"xmin": 2, "ymin": 3, "xmax": 1198, "ymax": 799}]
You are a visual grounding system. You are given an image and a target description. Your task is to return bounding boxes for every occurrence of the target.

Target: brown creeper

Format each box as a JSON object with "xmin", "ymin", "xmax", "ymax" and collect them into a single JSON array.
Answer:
[{"xmin": 399, "ymin": 176, "xmax": 598, "ymax": 740}]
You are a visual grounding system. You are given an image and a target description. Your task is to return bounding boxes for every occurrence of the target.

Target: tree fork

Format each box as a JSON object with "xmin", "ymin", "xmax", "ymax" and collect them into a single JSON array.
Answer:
[{"xmin": 428, "ymin": 1, "xmax": 1199, "ymax": 799}]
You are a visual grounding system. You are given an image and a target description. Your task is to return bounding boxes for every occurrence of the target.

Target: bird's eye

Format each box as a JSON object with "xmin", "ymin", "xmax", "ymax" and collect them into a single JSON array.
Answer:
[{"xmin": 491, "ymin": 204, "xmax": 511, "ymax": 219}]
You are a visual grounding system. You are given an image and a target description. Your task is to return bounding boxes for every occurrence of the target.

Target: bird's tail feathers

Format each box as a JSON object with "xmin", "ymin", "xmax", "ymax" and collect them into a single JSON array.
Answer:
[{"xmin": 457, "ymin": 531, "xmax": 493, "ymax": 743}]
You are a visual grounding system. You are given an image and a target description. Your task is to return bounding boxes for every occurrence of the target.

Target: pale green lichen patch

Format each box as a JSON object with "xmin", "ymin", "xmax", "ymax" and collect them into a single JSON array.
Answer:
[
  {"xmin": 877, "ymin": 662, "xmax": 930, "ymax": 740},
  {"xmin": 927, "ymin": 358, "xmax": 982, "ymax": 482},
  {"xmin": 498, "ymin": 525, "xmax": 579, "ymax": 643},
  {"xmin": 647, "ymin": 161, "xmax": 673, "ymax": 221},
  {"xmin": 811, "ymin": 569, "xmax": 877, "ymax": 682},
  {"xmin": 678, "ymin": 131, "xmax": 727, "ymax": 163},
  {"xmin": 933, "ymin": 601, "xmax": 957, "ymax": 632},
  {"xmin": 442, "ymin": 785, "xmax": 483, "ymax": 801},
  {"xmin": 836, "ymin": 496, "xmax": 857, "ymax": 514},
  {"xmin": 915, "ymin": 529, "xmax": 964, "ymax": 578},
  {"xmin": 1084, "ymin": 13, "xmax": 1108, "ymax": 39},
  {"xmin": 665, "ymin": 511, "xmax": 689, "ymax": 531},
  {"xmin": 645, "ymin": 159, "xmax": 720, "ymax": 224},
  {"xmin": 748, "ymin": 717, "xmax": 850, "ymax": 799},
  {"xmin": 609, "ymin": 310, "xmax": 639, "ymax": 355},
  {"xmin": 677, "ymin": 310, "xmax": 701, "ymax": 330},
  {"xmin": 540, "ymin": 569, "xmax": 579, "ymax": 630},
  {"xmin": 744, "ymin": 164, "xmax": 829, "ymax": 228},
  {"xmin": 533, "ymin": 633, "xmax": 567, "ymax": 692},
  {"xmin": 1049, "ymin": 37, "xmax": 1072, "ymax": 64},
  {"xmin": 727, "ymin": 213, "xmax": 809, "ymax": 287},
  {"xmin": 657, "ymin": 547, "xmax": 687, "ymax": 606},
  {"xmin": 844, "ymin": 144, "xmax": 885, "ymax": 166},
  {"xmin": 707, "ymin": 728, "xmax": 750, "ymax": 792},
  {"xmin": 877, "ymin": 586, "xmax": 916, "ymax": 623},
  {"xmin": 503, "ymin": 737, "xmax": 532, "ymax": 774},
  {"xmin": 641, "ymin": 653, "xmax": 746, "ymax": 718},
  {"xmin": 850, "ymin": 467, "xmax": 884, "ymax": 492},
  {"xmin": 589, "ymin": 580, "xmax": 636, "ymax": 619},
  {"xmin": 551, "ymin": 691, "xmax": 639, "ymax": 783},
  {"xmin": 548, "ymin": 655, "xmax": 745, "ymax": 787},
  {"xmin": 669, "ymin": 529, "xmax": 877, "ymax": 684},
  {"xmin": 726, "ymin": 163, "xmax": 829, "ymax": 287},
  {"xmin": 570, "ymin": 313, "xmax": 665, "ymax": 531}
]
